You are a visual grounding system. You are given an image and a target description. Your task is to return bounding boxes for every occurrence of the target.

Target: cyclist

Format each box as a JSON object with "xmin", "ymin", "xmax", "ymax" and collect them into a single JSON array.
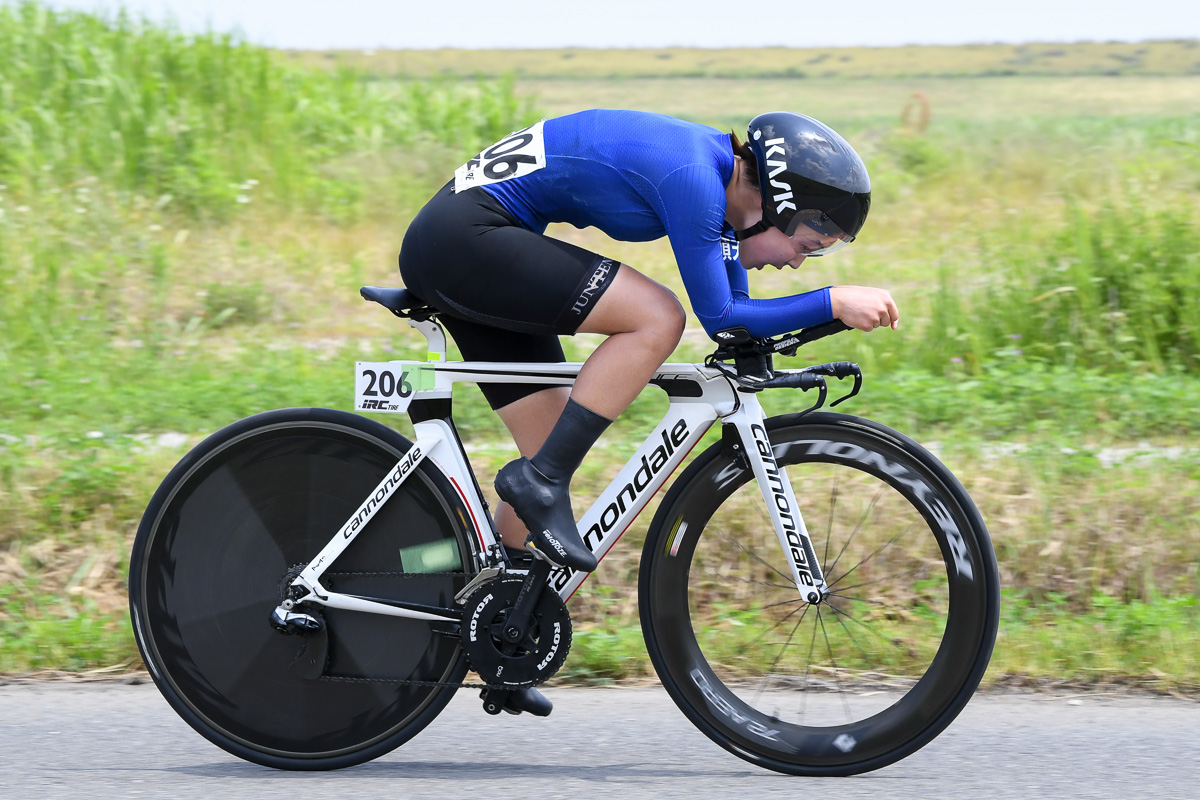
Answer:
[{"xmin": 398, "ymin": 109, "xmax": 897, "ymax": 713}]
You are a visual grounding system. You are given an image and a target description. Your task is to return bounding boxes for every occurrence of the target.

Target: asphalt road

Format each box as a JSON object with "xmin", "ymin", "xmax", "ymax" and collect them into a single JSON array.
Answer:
[{"xmin": 1, "ymin": 681, "xmax": 1197, "ymax": 800}]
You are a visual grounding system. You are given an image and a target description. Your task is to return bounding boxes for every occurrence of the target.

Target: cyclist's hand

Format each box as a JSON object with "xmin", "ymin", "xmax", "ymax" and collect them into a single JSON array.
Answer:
[{"xmin": 830, "ymin": 286, "xmax": 899, "ymax": 332}]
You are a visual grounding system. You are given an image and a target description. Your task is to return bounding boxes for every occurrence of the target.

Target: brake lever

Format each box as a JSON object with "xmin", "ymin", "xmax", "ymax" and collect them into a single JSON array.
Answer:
[
  {"xmin": 830, "ymin": 374, "xmax": 861, "ymax": 406},
  {"xmin": 799, "ymin": 378, "xmax": 828, "ymax": 416},
  {"xmin": 794, "ymin": 361, "xmax": 862, "ymax": 407},
  {"xmin": 830, "ymin": 363, "xmax": 862, "ymax": 407}
]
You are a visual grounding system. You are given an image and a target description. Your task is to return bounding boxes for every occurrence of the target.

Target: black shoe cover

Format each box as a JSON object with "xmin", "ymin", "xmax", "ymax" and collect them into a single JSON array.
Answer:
[
  {"xmin": 503, "ymin": 686, "xmax": 553, "ymax": 717},
  {"xmin": 495, "ymin": 458, "xmax": 598, "ymax": 572}
]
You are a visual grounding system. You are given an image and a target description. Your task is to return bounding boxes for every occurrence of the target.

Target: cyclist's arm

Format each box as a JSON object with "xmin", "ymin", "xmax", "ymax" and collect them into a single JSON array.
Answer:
[{"xmin": 657, "ymin": 165, "xmax": 834, "ymax": 338}]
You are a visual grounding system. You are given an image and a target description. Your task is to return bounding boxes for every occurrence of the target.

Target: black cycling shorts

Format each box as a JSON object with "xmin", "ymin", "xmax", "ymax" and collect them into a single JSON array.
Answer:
[{"xmin": 398, "ymin": 181, "xmax": 618, "ymax": 410}]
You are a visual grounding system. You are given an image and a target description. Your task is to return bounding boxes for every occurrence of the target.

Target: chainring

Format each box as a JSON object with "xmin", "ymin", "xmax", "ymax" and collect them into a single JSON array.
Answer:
[{"xmin": 460, "ymin": 576, "xmax": 572, "ymax": 689}]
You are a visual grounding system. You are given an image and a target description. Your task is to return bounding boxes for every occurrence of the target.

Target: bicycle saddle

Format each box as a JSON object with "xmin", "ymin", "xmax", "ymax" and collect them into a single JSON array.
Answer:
[{"xmin": 360, "ymin": 286, "xmax": 437, "ymax": 320}]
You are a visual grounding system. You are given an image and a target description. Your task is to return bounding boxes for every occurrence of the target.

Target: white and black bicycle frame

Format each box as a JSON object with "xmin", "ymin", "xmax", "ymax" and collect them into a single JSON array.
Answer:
[{"xmin": 276, "ymin": 316, "xmax": 830, "ymax": 625}]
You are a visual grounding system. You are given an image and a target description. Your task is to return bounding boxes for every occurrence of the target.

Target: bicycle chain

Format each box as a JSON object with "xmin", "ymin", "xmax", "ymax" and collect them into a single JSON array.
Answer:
[
  {"xmin": 323, "ymin": 570, "xmax": 470, "ymax": 579},
  {"xmin": 319, "ymin": 674, "xmax": 490, "ymax": 689},
  {"xmin": 302, "ymin": 568, "xmax": 496, "ymax": 689}
]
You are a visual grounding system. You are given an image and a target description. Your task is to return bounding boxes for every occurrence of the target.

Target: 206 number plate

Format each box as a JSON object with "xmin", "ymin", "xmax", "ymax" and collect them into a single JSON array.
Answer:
[{"xmin": 355, "ymin": 362, "xmax": 415, "ymax": 413}]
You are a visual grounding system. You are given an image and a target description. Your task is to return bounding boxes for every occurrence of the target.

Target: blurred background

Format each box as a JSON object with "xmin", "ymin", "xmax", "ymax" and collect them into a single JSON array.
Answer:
[{"xmin": 0, "ymin": 0, "xmax": 1197, "ymax": 691}]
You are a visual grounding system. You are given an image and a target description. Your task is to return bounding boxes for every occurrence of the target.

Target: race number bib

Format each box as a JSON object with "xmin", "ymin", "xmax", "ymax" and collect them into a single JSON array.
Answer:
[
  {"xmin": 453, "ymin": 120, "xmax": 547, "ymax": 192},
  {"xmin": 355, "ymin": 362, "xmax": 422, "ymax": 413}
]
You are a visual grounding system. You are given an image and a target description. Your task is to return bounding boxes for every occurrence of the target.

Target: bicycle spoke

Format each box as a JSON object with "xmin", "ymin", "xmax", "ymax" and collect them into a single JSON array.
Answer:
[
  {"xmin": 823, "ymin": 483, "xmax": 887, "ymax": 580},
  {"xmin": 829, "ymin": 560, "xmax": 926, "ymax": 595},
  {"xmin": 688, "ymin": 567, "xmax": 799, "ymax": 593},
  {"xmin": 752, "ymin": 604, "xmax": 811, "ymax": 709},
  {"xmin": 815, "ymin": 607, "xmax": 855, "ymax": 722},
  {"xmin": 826, "ymin": 522, "xmax": 919, "ymax": 591},
  {"xmin": 823, "ymin": 473, "xmax": 840, "ymax": 567},
  {"xmin": 718, "ymin": 600, "xmax": 808, "ymax": 663},
  {"xmin": 822, "ymin": 597, "xmax": 876, "ymax": 669},
  {"xmin": 828, "ymin": 598, "xmax": 933, "ymax": 658},
  {"xmin": 760, "ymin": 596, "xmax": 810, "ymax": 611},
  {"xmin": 711, "ymin": 525, "xmax": 797, "ymax": 586},
  {"xmin": 798, "ymin": 603, "xmax": 822, "ymax": 720}
]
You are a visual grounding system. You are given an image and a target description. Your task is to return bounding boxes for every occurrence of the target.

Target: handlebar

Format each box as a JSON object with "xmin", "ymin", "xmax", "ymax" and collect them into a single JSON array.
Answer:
[
  {"xmin": 706, "ymin": 321, "xmax": 862, "ymax": 412},
  {"xmin": 709, "ymin": 320, "xmax": 850, "ymax": 361}
]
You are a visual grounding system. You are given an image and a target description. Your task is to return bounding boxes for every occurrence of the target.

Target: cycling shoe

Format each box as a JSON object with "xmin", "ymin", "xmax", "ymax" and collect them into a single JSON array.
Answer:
[
  {"xmin": 494, "ymin": 458, "xmax": 597, "ymax": 573},
  {"xmin": 504, "ymin": 686, "xmax": 553, "ymax": 717},
  {"xmin": 480, "ymin": 686, "xmax": 553, "ymax": 717}
]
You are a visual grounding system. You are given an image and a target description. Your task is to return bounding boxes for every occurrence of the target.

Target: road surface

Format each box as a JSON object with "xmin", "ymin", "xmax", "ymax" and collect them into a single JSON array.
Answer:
[{"xmin": 1, "ymin": 681, "xmax": 1196, "ymax": 799}]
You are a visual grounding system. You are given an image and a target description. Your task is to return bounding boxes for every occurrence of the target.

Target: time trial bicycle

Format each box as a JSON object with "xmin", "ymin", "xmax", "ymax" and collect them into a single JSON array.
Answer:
[{"xmin": 128, "ymin": 285, "xmax": 1000, "ymax": 776}]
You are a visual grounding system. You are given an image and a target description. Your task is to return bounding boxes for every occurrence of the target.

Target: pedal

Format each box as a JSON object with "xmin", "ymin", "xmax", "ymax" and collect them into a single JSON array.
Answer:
[{"xmin": 480, "ymin": 687, "xmax": 507, "ymax": 715}]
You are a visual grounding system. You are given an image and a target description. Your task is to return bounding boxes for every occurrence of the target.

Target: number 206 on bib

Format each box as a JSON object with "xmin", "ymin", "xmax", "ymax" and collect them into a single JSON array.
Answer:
[{"xmin": 355, "ymin": 362, "xmax": 415, "ymax": 413}]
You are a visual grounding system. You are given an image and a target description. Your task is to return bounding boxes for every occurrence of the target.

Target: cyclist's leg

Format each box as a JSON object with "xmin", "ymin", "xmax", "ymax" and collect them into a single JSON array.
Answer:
[
  {"xmin": 494, "ymin": 386, "xmax": 569, "ymax": 549},
  {"xmin": 425, "ymin": 310, "xmax": 571, "ymax": 549},
  {"xmin": 571, "ymin": 264, "xmax": 686, "ymax": 416},
  {"xmin": 493, "ymin": 263, "xmax": 684, "ymax": 569}
]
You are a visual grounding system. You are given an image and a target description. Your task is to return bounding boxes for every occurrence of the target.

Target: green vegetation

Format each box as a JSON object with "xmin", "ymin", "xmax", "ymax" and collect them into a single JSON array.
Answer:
[
  {"xmin": 0, "ymin": 1, "xmax": 530, "ymax": 217},
  {"xmin": 1, "ymin": 4, "xmax": 1197, "ymax": 691}
]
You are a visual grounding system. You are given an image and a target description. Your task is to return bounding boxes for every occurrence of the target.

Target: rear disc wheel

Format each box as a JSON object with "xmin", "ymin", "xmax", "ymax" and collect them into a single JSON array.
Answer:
[{"xmin": 129, "ymin": 407, "xmax": 479, "ymax": 769}]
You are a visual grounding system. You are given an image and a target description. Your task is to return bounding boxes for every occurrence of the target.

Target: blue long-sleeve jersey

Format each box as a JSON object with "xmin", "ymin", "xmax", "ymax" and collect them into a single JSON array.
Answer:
[{"xmin": 475, "ymin": 110, "xmax": 833, "ymax": 339}]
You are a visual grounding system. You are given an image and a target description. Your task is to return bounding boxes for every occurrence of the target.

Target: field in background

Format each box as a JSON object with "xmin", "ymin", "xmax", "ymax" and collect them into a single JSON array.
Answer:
[
  {"xmin": 286, "ymin": 40, "xmax": 1200, "ymax": 80},
  {"xmin": 0, "ymin": 4, "xmax": 1197, "ymax": 689}
]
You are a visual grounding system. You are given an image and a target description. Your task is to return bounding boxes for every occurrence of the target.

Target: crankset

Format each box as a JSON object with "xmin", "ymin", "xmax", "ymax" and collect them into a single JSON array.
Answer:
[{"xmin": 460, "ymin": 573, "xmax": 572, "ymax": 689}]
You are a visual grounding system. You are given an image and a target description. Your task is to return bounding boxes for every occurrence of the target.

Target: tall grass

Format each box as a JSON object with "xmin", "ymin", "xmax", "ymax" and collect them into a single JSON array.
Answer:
[
  {"xmin": 909, "ymin": 202, "xmax": 1200, "ymax": 374},
  {"xmin": 0, "ymin": 1, "xmax": 533, "ymax": 215},
  {"xmin": 841, "ymin": 114, "xmax": 1200, "ymax": 376},
  {"xmin": 0, "ymin": 1, "xmax": 536, "ymax": 374}
]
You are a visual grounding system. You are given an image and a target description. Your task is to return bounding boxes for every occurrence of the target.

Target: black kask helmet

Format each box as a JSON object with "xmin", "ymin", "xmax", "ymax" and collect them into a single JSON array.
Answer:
[{"xmin": 737, "ymin": 112, "xmax": 871, "ymax": 255}]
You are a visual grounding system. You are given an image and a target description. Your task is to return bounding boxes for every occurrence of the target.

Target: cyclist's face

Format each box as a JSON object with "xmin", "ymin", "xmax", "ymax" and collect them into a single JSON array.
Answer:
[{"xmin": 739, "ymin": 224, "xmax": 841, "ymax": 270}]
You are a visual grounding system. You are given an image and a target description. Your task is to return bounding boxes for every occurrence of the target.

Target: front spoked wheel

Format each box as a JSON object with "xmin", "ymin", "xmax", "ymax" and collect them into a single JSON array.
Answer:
[
  {"xmin": 640, "ymin": 412, "xmax": 999, "ymax": 776},
  {"xmin": 129, "ymin": 408, "xmax": 479, "ymax": 769}
]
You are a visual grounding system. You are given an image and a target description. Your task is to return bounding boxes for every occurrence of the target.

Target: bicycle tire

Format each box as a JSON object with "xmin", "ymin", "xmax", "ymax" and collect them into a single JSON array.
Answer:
[
  {"xmin": 129, "ymin": 407, "xmax": 479, "ymax": 770},
  {"xmin": 640, "ymin": 412, "xmax": 999, "ymax": 776}
]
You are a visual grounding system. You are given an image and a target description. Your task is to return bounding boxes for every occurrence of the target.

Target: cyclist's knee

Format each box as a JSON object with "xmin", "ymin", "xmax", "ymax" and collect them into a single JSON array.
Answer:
[
  {"xmin": 624, "ymin": 267, "xmax": 683, "ymax": 333},
  {"xmin": 649, "ymin": 292, "xmax": 686, "ymax": 348},
  {"xmin": 580, "ymin": 264, "xmax": 684, "ymax": 345}
]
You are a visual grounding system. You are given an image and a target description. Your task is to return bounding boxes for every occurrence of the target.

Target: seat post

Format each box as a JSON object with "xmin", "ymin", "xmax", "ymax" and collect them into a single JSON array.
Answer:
[{"xmin": 410, "ymin": 318, "xmax": 447, "ymax": 362}]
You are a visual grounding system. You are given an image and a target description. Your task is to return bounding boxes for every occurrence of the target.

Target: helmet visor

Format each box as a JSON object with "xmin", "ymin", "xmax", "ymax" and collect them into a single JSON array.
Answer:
[{"xmin": 785, "ymin": 209, "xmax": 855, "ymax": 256}]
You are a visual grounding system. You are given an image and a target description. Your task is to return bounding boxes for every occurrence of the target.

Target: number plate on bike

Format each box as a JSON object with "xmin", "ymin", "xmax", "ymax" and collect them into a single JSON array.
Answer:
[{"xmin": 355, "ymin": 362, "xmax": 427, "ymax": 413}]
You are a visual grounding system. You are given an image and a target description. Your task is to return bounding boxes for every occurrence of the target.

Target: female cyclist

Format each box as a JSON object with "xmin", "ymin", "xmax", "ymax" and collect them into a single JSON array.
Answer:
[{"xmin": 397, "ymin": 110, "xmax": 897, "ymax": 711}]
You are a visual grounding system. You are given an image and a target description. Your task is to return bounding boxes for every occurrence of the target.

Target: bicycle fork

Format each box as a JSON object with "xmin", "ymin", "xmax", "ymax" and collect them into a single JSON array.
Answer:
[{"xmin": 724, "ymin": 399, "xmax": 829, "ymax": 605}]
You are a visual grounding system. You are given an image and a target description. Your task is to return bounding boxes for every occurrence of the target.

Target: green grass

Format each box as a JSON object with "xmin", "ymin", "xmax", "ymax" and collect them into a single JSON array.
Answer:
[
  {"xmin": 0, "ymin": 0, "xmax": 534, "ymax": 216},
  {"xmin": 557, "ymin": 593, "xmax": 1200, "ymax": 691},
  {"xmin": 0, "ymin": 590, "xmax": 135, "ymax": 673}
]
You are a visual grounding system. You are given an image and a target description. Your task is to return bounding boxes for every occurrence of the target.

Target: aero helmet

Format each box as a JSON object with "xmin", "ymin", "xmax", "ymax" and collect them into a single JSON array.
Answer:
[{"xmin": 738, "ymin": 112, "xmax": 871, "ymax": 256}]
